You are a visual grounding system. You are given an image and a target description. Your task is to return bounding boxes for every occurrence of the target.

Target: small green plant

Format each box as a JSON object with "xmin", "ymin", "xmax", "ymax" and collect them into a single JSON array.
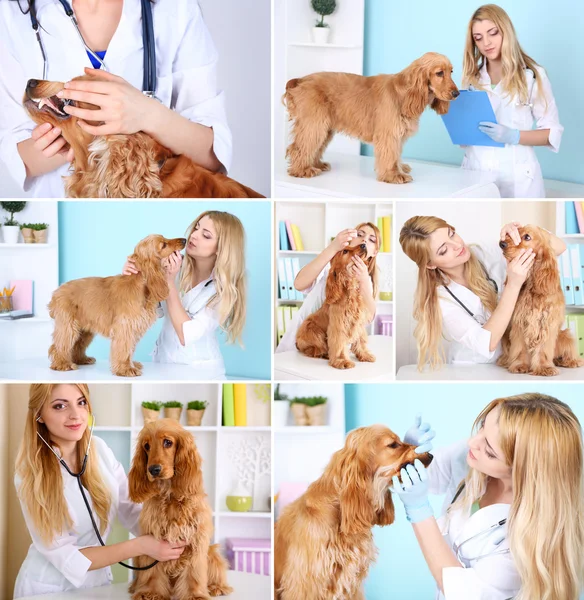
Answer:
[
  {"xmin": 141, "ymin": 401, "xmax": 162, "ymax": 411},
  {"xmin": 1, "ymin": 201, "xmax": 27, "ymax": 227},
  {"xmin": 274, "ymin": 383, "xmax": 289, "ymax": 401},
  {"xmin": 311, "ymin": 0, "xmax": 336, "ymax": 27},
  {"xmin": 31, "ymin": 223, "xmax": 48, "ymax": 231},
  {"xmin": 163, "ymin": 401, "xmax": 183, "ymax": 408},
  {"xmin": 188, "ymin": 400, "xmax": 208, "ymax": 410},
  {"xmin": 20, "ymin": 223, "xmax": 34, "ymax": 230},
  {"xmin": 290, "ymin": 396, "xmax": 327, "ymax": 407}
]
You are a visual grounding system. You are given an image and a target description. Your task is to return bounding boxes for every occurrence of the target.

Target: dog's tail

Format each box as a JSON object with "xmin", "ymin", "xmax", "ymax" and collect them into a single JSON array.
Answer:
[
  {"xmin": 207, "ymin": 543, "xmax": 233, "ymax": 594},
  {"xmin": 281, "ymin": 78, "xmax": 301, "ymax": 112}
]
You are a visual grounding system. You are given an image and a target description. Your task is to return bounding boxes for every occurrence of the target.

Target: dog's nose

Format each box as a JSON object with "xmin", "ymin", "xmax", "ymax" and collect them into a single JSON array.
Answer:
[
  {"xmin": 148, "ymin": 464, "xmax": 162, "ymax": 477},
  {"xmin": 27, "ymin": 79, "xmax": 39, "ymax": 90},
  {"xmin": 499, "ymin": 240, "xmax": 508, "ymax": 250},
  {"xmin": 180, "ymin": 238, "xmax": 187, "ymax": 246},
  {"xmin": 451, "ymin": 89, "xmax": 460, "ymax": 99},
  {"xmin": 359, "ymin": 243, "xmax": 366, "ymax": 250}
]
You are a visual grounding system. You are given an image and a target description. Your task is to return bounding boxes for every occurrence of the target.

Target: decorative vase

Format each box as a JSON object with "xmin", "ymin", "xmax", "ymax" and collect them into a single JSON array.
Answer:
[
  {"xmin": 33, "ymin": 229, "xmax": 48, "ymax": 243},
  {"xmin": 312, "ymin": 26, "xmax": 330, "ymax": 44},
  {"xmin": 2, "ymin": 226, "xmax": 19, "ymax": 244},
  {"xmin": 226, "ymin": 481, "xmax": 252, "ymax": 512},
  {"xmin": 186, "ymin": 408, "xmax": 205, "ymax": 426},
  {"xmin": 0, "ymin": 296, "xmax": 13, "ymax": 314},
  {"xmin": 272, "ymin": 401, "xmax": 290, "ymax": 428},
  {"xmin": 379, "ymin": 291, "xmax": 393, "ymax": 301},
  {"xmin": 290, "ymin": 402, "xmax": 308, "ymax": 426},
  {"xmin": 142, "ymin": 407, "xmax": 160, "ymax": 425},
  {"xmin": 21, "ymin": 228, "xmax": 34, "ymax": 244},
  {"xmin": 164, "ymin": 407, "xmax": 182, "ymax": 421},
  {"xmin": 306, "ymin": 403, "xmax": 327, "ymax": 426}
]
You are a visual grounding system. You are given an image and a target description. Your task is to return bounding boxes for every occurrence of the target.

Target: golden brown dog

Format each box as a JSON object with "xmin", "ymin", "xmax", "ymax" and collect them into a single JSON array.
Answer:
[
  {"xmin": 274, "ymin": 424, "xmax": 433, "ymax": 600},
  {"xmin": 128, "ymin": 419, "xmax": 232, "ymax": 600},
  {"xmin": 283, "ymin": 52, "xmax": 458, "ymax": 184},
  {"xmin": 296, "ymin": 243, "xmax": 374, "ymax": 369},
  {"xmin": 23, "ymin": 76, "xmax": 264, "ymax": 198},
  {"xmin": 497, "ymin": 225, "xmax": 583, "ymax": 376},
  {"xmin": 48, "ymin": 234, "xmax": 185, "ymax": 377}
]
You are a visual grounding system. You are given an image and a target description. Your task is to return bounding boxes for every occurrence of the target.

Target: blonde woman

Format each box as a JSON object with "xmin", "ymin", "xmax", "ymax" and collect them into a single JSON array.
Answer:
[
  {"xmin": 461, "ymin": 4, "xmax": 563, "ymax": 198},
  {"xmin": 14, "ymin": 384, "xmax": 186, "ymax": 597},
  {"xmin": 276, "ymin": 222, "xmax": 380, "ymax": 353},
  {"xmin": 393, "ymin": 393, "xmax": 584, "ymax": 600},
  {"xmin": 124, "ymin": 210, "xmax": 246, "ymax": 379},
  {"xmin": 399, "ymin": 216, "xmax": 566, "ymax": 370}
]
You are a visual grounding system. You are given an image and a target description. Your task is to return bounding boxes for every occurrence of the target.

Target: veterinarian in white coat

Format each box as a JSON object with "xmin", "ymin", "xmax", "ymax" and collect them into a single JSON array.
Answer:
[
  {"xmin": 460, "ymin": 5, "xmax": 563, "ymax": 198},
  {"xmin": 0, "ymin": 0, "xmax": 231, "ymax": 198},
  {"xmin": 276, "ymin": 225, "xmax": 379, "ymax": 353},
  {"xmin": 394, "ymin": 394, "xmax": 584, "ymax": 600},
  {"xmin": 14, "ymin": 383, "xmax": 185, "ymax": 597}
]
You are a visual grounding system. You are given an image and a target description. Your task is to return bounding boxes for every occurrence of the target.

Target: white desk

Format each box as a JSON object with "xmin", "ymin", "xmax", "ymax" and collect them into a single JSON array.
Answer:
[
  {"xmin": 0, "ymin": 359, "xmax": 256, "ymax": 381},
  {"xmin": 274, "ymin": 335, "xmax": 393, "ymax": 381},
  {"xmin": 397, "ymin": 363, "xmax": 584, "ymax": 381},
  {"xmin": 275, "ymin": 152, "xmax": 500, "ymax": 198},
  {"xmin": 18, "ymin": 570, "xmax": 269, "ymax": 600}
]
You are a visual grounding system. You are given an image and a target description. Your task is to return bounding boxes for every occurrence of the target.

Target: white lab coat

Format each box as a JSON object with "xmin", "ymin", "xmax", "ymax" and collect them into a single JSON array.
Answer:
[
  {"xmin": 437, "ymin": 244, "xmax": 506, "ymax": 365},
  {"xmin": 0, "ymin": 0, "xmax": 232, "ymax": 197},
  {"xmin": 14, "ymin": 436, "xmax": 142, "ymax": 598},
  {"xmin": 462, "ymin": 63, "xmax": 563, "ymax": 198},
  {"xmin": 152, "ymin": 274, "xmax": 226, "ymax": 379},
  {"xmin": 430, "ymin": 440, "xmax": 520, "ymax": 600}
]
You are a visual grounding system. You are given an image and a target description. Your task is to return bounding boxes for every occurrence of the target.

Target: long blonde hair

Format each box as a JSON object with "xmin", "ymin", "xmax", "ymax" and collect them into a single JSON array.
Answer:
[
  {"xmin": 450, "ymin": 393, "xmax": 584, "ymax": 600},
  {"xmin": 179, "ymin": 211, "xmax": 247, "ymax": 345},
  {"xmin": 15, "ymin": 384, "xmax": 111, "ymax": 545},
  {"xmin": 356, "ymin": 221, "xmax": 381, "ymax": 299},
  {"xmin": 462, "ymin": 4, "xmax": 544, "ymax": 105},
  {"xmin": 399, "ymin": 216, "xmax": 497, "ymax": 370}
]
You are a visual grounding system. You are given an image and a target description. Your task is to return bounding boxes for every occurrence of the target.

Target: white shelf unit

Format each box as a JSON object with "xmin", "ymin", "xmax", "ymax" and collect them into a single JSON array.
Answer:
[
  {"xmin": 280, "ymin": 0, "xmax": 365, "ymax": 157},
  {"xmin": 273, "ymin": 383, "xmax": 346, "ymax": 520},
  {"xmin": 90, "ymin": 383, "xmax": 271, "ymax": 584},
  {"xmin": 0, "ymin": 201, "xmax": 58, "ymax": 363},
  {"xmin": 275, "ymin": 200, "xmax": 394, "ymax": 348}
]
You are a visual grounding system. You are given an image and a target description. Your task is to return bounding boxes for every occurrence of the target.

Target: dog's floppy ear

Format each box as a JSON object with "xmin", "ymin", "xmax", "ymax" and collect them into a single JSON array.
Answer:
[
  {"xmin": 430, "ymin": 97, "xmax": 450, "ymax": 116},
  {"xmin": 325, "ymin": 268, "xmax": 344, "ymax": 305},
  {"xmin": 172, "ymin": 429, "xmax": 204, "ymax": 497},
  {"xmin": 128, "ymin": 432, "xmax": 157, "ymax": 503},
  {"xmin": 374, "ymin": 488, "xmax": 395, "ymax": 526},
  {"xmin": 130, "ymin": 238, "xmax": 169, "ymax": 303},
  {"xmin": 402, "ymin": 63, "xmax": 430, "ymax": 119},
  {"xmin": 532, "ymin": 229, "xmax": 559, "ymax": 296}
]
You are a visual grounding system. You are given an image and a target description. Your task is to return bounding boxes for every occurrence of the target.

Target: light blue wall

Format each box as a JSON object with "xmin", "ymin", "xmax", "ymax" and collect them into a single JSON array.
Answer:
[
  {"xmin": 345, "ymin": 383, "xmax": 584, "ymax": 600},
  {"xmin": 58, "ymin": 201, "xmax": 271, "ymax": 380},
  {"xmin": 362, "ymin": 0, "xmax": 583, "ymax": 184}
]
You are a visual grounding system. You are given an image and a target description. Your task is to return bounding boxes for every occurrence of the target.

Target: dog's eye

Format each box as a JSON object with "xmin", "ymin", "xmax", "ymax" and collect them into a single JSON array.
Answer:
[
  {"xmin": 163, "ymin": 439, "xmax": 173, "ymax": 448},
  {"xmin": 343, "ymin": 249, "xmax": 348, "ymax": 254},
  {"xmin": 387, "ymin": 442, "xmax": 399, "ymax": 449},
  {"xmin": 436, "ymin": 71, "xmax": 444, "ymax": 77},
  {"xmin": 523, "ymin": 234, "xmax": 531, "ymax": 241},
  {"xmin": 144, "ymin": 443, "xmax": 150, "ymax": 451},
  {"xmin": 162, "ymin": 242, "xmax": 167, "ymax": 248}
]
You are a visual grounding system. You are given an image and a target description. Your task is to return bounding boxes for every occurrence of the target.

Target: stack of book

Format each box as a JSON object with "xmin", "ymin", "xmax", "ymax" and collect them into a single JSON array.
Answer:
[
  {"xmin": 278, "ymin": 221, "xmax": 304, "ymax": 250},
  {"xmin": 565, "ymin": 202, "xmax": 584, "ymax": 234},
  {"xmin": 376, "ymin": 215, "xmax": 392, "ymax": 253},
  {"xmin": 276, "ymin": 305, "xmax": 300, "ymax": 344},
  {"xmin": 559, "ymin": 244, "xmax": 584, "ymax": 306},
  {"xmin": 222, "ymin": 384, "xmax": 248, "ymax": 426}
]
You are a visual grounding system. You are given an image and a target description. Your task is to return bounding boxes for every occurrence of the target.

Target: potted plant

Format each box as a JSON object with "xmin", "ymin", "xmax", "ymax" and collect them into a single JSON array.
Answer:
[
  {"xmin": 290, "ymin": 397, "xmax": 309, "ymax": 426},
  {"xmin": 141, "ymin": 401, "xmax": 162, "ymax": 425},
  {"xmin": 186, "ymin": 400, "xmax": 208, "ymax": 426},
  {"xmin": 32, "ymin": 223, "xmax": 49, "ymax": 244},
  {"xmin": 1, "ymin": 201, "xmax": 26, "ymax": 244},
  {"xmin": 305, "ymin": 396, "xmax": 328, "ymax": 426},
  {"xmin": 311, "ymin": 0, "xmax": 336, "ymax": 44},
  {"xmin": 163, "ymin": 401, "xmax": 183, "ymax": 422},
  {"xmin": 273, "ymin": 384, "xmax": 290, "ymax": 428},
  {"xmin": 20, "ymin": 223, "xmax": 34, "ymax": 244}
]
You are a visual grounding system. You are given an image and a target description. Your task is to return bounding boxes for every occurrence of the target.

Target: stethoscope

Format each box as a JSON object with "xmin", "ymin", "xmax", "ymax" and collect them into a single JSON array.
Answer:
[
  {"xmin": 36, "ymin": 413, "xmax": 158, "ymax": 571},
  {"xmin": 23, "ymin": 0, "xmax": 157, "ymax": 98}
]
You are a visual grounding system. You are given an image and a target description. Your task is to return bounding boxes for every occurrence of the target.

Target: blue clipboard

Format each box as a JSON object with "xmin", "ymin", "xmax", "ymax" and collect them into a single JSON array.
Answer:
[{"xmin": 441, "ymin": 90, "xmax": 504, "ymax": 147}]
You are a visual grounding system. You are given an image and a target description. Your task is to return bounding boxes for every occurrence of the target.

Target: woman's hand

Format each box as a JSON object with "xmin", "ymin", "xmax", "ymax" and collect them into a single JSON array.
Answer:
[
  {"xmin": 30, "ymin": 123, "xmax": 74, "ymax": 162},
  {"xmin": 122, "ymin": 257, "xmax": 139, "ymax": 276},
  {"xmin": 329, "ymin": 229, "xmax": 358, "ymax": 253},
  {"xmin": 57, "ymin": 68, "xmax": 154, "ymax": 136},
  {"xmin": 500, "ymin": 221, "xmax": 523, "ymax": 246},
  {"xmin": 347, "ymin": 255, "xmax": 371, "ymax": 291},
  {"xmin": 506, "ymin": 248, "xmax": 536, "ymax": 288},
  {"xmin": 137, "ymin": 535, "xmax": 187, "ymax": 562},
  {"xmin": 391, "ymin": 460, "xmax": 433, "ymax": 524},
  {"xmin": 162, "ymin": 251, "xmax": 183, "ymax": 283},
  {"xmin": 403, "ymin": 414, "xmax": 436, "ymax": 455}
]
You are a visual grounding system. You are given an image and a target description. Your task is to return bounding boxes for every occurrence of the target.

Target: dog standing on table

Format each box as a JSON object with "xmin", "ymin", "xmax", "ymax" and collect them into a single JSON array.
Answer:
[
  {"xmin": 295, "ymin": 243, "xmax": 375, "ymax": 370},
  {"xmin": 274, "ymin": 424, "xmax": 434, "ymax": 600},
  {"xmin": 498, "ymin": 225, "xmax": 583, "ymax": 376},
  {"xmin": 283, "ymin": 52, "xmax": 459, "ymax": 184}
]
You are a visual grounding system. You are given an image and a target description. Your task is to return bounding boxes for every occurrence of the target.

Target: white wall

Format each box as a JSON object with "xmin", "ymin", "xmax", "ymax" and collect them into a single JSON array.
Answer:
[{"xmin": 395, "ymin": 201, "xmax": 557, "ymax": 371}]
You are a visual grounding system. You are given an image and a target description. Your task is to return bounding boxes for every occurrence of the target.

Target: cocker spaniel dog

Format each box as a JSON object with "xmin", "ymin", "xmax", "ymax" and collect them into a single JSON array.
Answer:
[
  {"xmin": 23, "ymin": 76, "xmax": 264, "ymax": 198},
  {"xmin": 274, "ymin": 424, "xmax": 433, "ymax": 600},
  {"xmin": 497, "ymin": 225, "xmax": 583, "ymax": 376},
  {"xmin": 48, "ymin": 234, "xmax": 185, "ymax": 377},
  {"xmin": 128, "ymin": 419, "xmax": 232, "ymax": 600},
  {"xmin": 283, "ymin": 52, "xmax": 458, "ymax": 184},
  {"xmin": 296, "ymin": 243, "xmax": 375, "ymax": 369}
]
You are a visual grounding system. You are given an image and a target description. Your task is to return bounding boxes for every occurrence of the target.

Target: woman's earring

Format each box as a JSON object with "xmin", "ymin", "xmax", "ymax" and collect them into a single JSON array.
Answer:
[{"xmin": 36, "ymin": 416, "xmax": 44, "ymax": 423}]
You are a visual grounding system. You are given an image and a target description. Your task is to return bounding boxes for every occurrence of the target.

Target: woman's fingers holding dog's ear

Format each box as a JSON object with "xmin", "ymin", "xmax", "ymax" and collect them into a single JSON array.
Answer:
[{"xmin": 122, "ymin": 257, "xmax": 139, "ymax": 276}]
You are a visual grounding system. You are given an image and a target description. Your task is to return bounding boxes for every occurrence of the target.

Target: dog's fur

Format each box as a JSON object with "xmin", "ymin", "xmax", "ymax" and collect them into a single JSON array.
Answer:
[
  {"xmin": 295, "ymin": 244, "xmax": 375, "ymax": 369},
  {"xmin": 274, "ymin": 425, "xmax": 433, "ymax": 600},
  {"xmin": 128, "ymin": 419, "xmax": 232, "ymax": 600},
  {"xmin": 23, "ymin": 76, "xmax": 264, "ymax": 198},
  {"xmin": 497, "ymin": 225, "xmax": 583, "ymax": 376},
  {"xmin": 48, "ymin": 234, "xmax": 185, "ymax": 377},
  {"xmin": 283, "ymin": 52, "xmax": 458, "ymax": 184}
]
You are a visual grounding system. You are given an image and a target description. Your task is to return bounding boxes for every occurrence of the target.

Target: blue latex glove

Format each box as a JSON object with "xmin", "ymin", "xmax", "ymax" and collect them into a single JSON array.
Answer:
[
  {"xmin": 403, "ymin": 413, "xmax": 436, "ymax": 455},
  {"xmin": 391, "ymin": 459, "xmax": 433, "ymax": 524},
  {"xmin": 478, "ymin": 121, "xmax": 520, "ymax": 145}
]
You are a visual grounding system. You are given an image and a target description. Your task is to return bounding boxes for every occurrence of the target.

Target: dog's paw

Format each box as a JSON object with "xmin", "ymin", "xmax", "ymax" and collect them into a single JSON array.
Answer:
[
  {"xmin": 132, "ymin": 594, "xmax": 167, "ymax": 600},
  {"xmin": 184, "ymin": 595, "xmax": 210, "ymax": 600},
  {"xmin": 554, "ymin": 357, "xmax": 584, "ymax": 369},
  {"xmin": 133, "ymin": 361, "xmax": 144, "ymax": 370},
  {"xmin": 288, "ymin": 165, "xmax": 322, "ymax": 178},
  {"xmin": 315, "ymin": 161, "xmax": 331, "ymax": 172},
  {"xmin": 75, "ymin": 356, "xmax": 96, "ymax": 365},
  {"xmin": 50, "ymin": 361, "xmax": 78, "ymax": 371},
  {"xmin": 208, "ymin": 584, "xmax": 233, "ymax": 597},
  {"xmin": 401, "ymin": 163, "xmax": 412, "ymax": 174},
  {"xmin": 356, "ymin": 352, "xmax": 376, "ymax": 363},
  {"xmin": 508, "ymin": 363, "xmax": 529, "ymax": 374},
  {"xmin": 114, "ymin": 365, "xmax": 142, "ymax": 377},
  {"xmin": 530, "ymin": 366, "xmax": 559, "ymax": 377},
  {"xmin": 377, "ymin": 172, "xmax": 413, "ymax": 184},
  {"xmin": 330, "ymin": 358, "xmax": 355, "ymax": 370}
]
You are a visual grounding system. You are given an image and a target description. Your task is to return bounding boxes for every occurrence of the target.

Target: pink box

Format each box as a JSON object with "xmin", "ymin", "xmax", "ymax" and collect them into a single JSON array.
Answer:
[{"xmin": 225, "ymin": 537, "xmax": 270, "ymax": 576}]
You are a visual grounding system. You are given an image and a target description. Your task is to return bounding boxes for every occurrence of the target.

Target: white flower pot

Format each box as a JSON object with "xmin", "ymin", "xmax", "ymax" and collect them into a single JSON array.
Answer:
[
  {"xmin": 312, "ymin": 27, "xmax": 331, "ymax": 44},
  {"xmin": 272, "ymin": 401, "xmax": 290, "ymax": 428},
  {"xmin": 2, "ymin": 226, "xmax": 20, "ymax": 244}
]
